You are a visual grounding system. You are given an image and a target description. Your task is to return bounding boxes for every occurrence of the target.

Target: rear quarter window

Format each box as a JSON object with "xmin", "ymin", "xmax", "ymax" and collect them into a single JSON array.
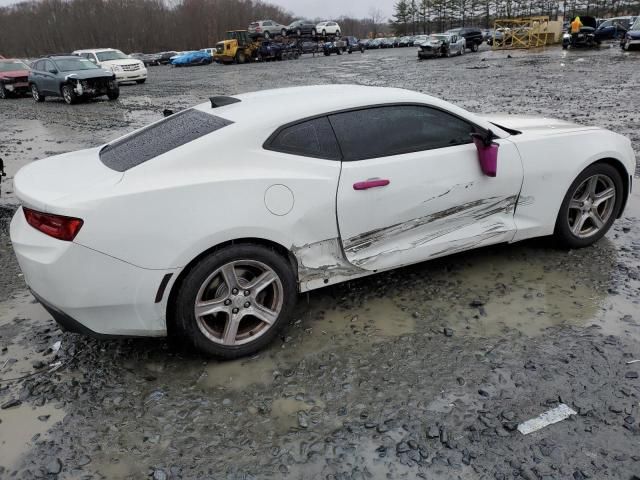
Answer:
[{"xmin": 100, "ymin": 109, "xmax": 232, "ymax": 172}]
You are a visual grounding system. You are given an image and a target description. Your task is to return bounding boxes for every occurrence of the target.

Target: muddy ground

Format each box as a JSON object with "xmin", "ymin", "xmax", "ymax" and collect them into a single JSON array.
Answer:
[{"xmin": 0, "ymin": 44, "xmax": 639, "ymax": 479}]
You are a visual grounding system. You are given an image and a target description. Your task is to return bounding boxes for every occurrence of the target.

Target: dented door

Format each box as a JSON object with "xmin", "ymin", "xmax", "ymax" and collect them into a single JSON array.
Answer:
[{"xmin": 336, "ymin": 140, "xmax": 524, "ymax": 271}]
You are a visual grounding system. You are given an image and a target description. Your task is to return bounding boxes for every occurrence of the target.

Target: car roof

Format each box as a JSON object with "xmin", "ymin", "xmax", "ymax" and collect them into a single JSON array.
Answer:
[
  {"xmin": 192, "ymin": 86, "xmax": 460, "ymax": 129},
  {"xmin": 42, "ymin": 56, "xmax": 80, "ymax": 61},
  {"xmin": 73, "ymin": 48, "xmax": 119, "ymax": 53}
]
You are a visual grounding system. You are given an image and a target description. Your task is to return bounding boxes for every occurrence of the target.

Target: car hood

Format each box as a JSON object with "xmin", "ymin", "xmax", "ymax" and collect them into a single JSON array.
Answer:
[
  {"xmin": 0, "ymin": 69, "xmax": 29, "ymax": 79},
  {"xmin": 480, "ymin": 114, "xmax": 599, "ymax": 136},
  {"xmin": 13, "ymin": 147, "xmax": 123, "ymax": 212},
  {"xmin": 61, "ymin": 69, "xmax": 114, "ymax": 80},
  {"xmin": 99, "ymin": 58, "xmax": 142, "ymax": 66}
]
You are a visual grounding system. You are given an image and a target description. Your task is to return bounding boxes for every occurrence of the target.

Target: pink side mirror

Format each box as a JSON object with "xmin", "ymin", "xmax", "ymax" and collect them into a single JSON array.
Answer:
[{"xmin": 472, "ymin": 134, "xmax": 499, "ymax": 177}]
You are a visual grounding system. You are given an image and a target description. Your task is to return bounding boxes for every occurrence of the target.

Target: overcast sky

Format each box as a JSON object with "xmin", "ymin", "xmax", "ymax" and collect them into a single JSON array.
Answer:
[{"xmin": 0, "ymin": 0, "xmax": 394, "ymax": 20}]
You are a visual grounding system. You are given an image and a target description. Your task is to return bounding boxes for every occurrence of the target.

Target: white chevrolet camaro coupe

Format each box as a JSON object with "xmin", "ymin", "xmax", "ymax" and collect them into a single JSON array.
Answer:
[{"xmin": 10, "ymin": 86, "xmax": 635, "ymax": 358}]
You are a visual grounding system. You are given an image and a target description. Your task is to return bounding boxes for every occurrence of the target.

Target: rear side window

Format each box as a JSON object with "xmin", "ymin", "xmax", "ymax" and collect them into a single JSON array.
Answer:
[
  {"xmin": 266, "ymin": 117, "xmax": 341, "ymax": 160},
  {"xmin": 329, "ymin": 105, "xmax": 475, "ymax": 161},
  {"xmin": 100, "ymin": 109, "xmax": 233, "ymax": 171}
]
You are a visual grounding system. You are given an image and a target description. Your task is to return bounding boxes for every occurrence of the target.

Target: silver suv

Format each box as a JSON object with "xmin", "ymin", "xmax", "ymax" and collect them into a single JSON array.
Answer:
[{"xmin": 248, "ymin": 20, "xmax": 287, "ymax": 39}]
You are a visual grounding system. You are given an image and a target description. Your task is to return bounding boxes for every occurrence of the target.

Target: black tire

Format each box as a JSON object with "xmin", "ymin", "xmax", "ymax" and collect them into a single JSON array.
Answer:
[
  {"xmin": 471, "ymin": 42, "xmax": 479, "ymax": 52},
  {"xmin": 281, "ymin": 28, "xmax": 287, "ymax": 37},
  {"xmin": 235, "ymin": 51, "xmax": 246, "ymax": 64},
  {"xmin": 136, "ymin": 79, "xmax": 146, "ymax": 84},
  {"xmin": 311, "ymin": 28, "xmax": 317, "ymax": 36},
  {"xmin": 264, "ymin": 31, "xmax": 271, "ymax": 39},
  {"xmin": 337, "ymin": 49, "xmax": 342, "ymax": 55},
  {"xmin": 324, "ymin": 50, "xmax": 330, "ymax": 56},
  {"xmin": 173, "ymin": 244, "xmax": 297, "ymax": 358},
  {"xmin": 336, "ymin": 30, "xmax": 340, "ymax": 37},
  {"xmin": 554, "ymin": 163, "xmax": 624, "ymax": 249},
  {"xmin": 562, "ymin": 43, "xmax": 568, "ymax": 50},
  {"xmin": 0, "ymin": 84, "xmax": 8, "ymax": 99},
  {"xmin": 107, "ymin": 87, "xmax": 120, "ymax": 100},
  {"xmin": 31, "ymin": 84, "xmax": 45, "ymax": 102},
  {"xmin": 322, "ymin": 29, "xmax": 326, "ymax": 36},
  {"xmin": 296, "ymin": 28, "xmax": 302, "ymax": 36},
  {"xmin": 61, "ymin": 84, "xmax": 78, "ymax": 105}
]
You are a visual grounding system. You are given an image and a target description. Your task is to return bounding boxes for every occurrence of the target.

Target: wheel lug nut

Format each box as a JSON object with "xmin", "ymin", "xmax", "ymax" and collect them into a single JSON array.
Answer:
[
  {"xmin": 232, "ymin": 288, "xmax": 238, "ymax": 295},
  {"xmin": 232, "ymin": 308, "xmax": 239, "ymax": 314},
  {"xmin": 224, "ymin": 299, "xmax": 231, "ymax": 306},
  {"xmin": 244, "ymin": 302, "xmax": 251, "ymax": 308},
  {"xmin": 244, "ymin": 290, "xmax": 250, "ymax": 296}
]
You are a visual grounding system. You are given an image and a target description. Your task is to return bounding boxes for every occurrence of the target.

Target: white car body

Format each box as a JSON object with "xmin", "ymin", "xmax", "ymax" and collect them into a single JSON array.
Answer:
[
  {"xmin": 10, "ymin": 86, "xmax": 635, "ymax": 339},
  {"xmin": 316, "ymin": 21, "xmax": 341, "ymax": 36},
  {"xmin": 72, "ymin": 49, "xmax": 147, "ymax": 83}
]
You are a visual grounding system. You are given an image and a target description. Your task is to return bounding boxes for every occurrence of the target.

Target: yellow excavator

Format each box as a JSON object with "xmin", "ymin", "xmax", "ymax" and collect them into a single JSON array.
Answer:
[{"xmin": 213, "ymin": 30, "xmax": 257, "ymax": 64}]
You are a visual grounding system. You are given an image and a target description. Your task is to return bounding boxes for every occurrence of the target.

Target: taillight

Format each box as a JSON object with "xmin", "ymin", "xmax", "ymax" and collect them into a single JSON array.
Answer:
[{"xmin": 23, "ymin": 207, "xmax": 83, "ymax": 241}]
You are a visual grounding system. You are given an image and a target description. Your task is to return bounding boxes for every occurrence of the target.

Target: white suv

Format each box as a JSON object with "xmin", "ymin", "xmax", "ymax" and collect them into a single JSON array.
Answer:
[
  {"xmin": 316, "ymin": 21, "xmax": 341, "ymax": 37},
  {"xmin": 72, "ymin": 49, "xmax": 147, "ymax": 84}
]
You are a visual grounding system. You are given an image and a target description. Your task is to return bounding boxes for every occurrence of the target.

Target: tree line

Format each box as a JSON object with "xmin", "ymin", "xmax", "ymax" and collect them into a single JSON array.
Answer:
[
  {"xmin": 392, "ymin": 0, "xmax": 639, "ymax": 34},
  {"xmin": 0, "ymin": 0, "xmax": 381, "ymax": 57}
]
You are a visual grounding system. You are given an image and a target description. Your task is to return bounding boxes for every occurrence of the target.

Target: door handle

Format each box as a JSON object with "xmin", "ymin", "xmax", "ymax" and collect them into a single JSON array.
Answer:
[{"xmin": 353, "ymin": 179, "xmax": 390, "ymax": 190}]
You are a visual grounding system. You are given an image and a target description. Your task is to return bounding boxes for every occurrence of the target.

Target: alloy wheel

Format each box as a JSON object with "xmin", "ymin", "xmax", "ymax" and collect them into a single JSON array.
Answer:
[
  {"xmin": 567, "ymin": 174, "xmax": 616, "ymax": 238},
  {"xmin": 31, "ymin": 85, "xmax": 39, "ymax": 101},
  {"xmin": 194, "ymin": 260, "xmax": 283, "ymax": 346}
]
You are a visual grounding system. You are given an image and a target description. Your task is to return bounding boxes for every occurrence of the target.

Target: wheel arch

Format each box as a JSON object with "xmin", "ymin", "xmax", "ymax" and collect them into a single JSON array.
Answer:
[
  {"xmin": 165, "ymin": 237, "xmax": 299, "ymax": 336},
  {"xmin": 594, "ymin": 157, "xmax": 631, "ymax": 218}
]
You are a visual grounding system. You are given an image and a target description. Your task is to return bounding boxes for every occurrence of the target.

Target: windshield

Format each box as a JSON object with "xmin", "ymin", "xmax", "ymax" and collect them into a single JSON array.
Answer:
[
  {"xmin": 631, "ymin": 17, "xmax": 640, "ymax": 30},
  {"xmin": 0, "ymin": 60, "xmax": 29, "ymax": 72},
  {"xmin": 96, "ymin": 50, "xmax": 129, "ymax": 62},
  {"xmin": 56, "ymin": 58, "xmax": 100, "ymax": 72}
]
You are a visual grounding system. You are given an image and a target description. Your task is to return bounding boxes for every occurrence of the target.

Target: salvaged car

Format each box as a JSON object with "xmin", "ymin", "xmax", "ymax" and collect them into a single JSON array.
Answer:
[
  {"xmin": 595, "ymin": 16, "xmax": 634, "ymax": 40},
  {"xmin": 418, "ymin": 33, "xmax": 466, "ymax": 58},
  {"xmin": 0, "ymin": 58, "xmax": 31, "ymax": 99},
  {"xmin": 170, "ymin": 50, "xmax": 212, "ymax": 66},
  {"xmin": 620, "ymin": 17, "xmax": 640, "ymax": 50},
  {"xmin": 28, "ymin": 56, "xmax": 119, "ymax": 104},
  {"xmin": 286, "ymin": 19, "xmax": 317, "ymax": 37},
  {"xmin": 10, "ymin": 85, "xmax": 635, "ymax": 358},
  {"xmin": 322, "ymin": 39, "xmax": 346, "ymax": 55},
  {"xmin": 447, "ymin": 27, "xmax": 484, "ymax": 51},
  {"xmin": 248, "ymin": 19, "xmax": 287, "ymax": 39},
  {"xmin": 258, "ymin": 41, "xmax": 299, "ymax": 61},
  {"xmin": 563, "ymin": 16, "xmax": 600, "ymax": 49}
]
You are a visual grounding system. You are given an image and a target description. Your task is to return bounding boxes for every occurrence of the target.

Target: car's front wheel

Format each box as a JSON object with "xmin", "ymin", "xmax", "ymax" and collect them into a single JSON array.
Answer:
[
  {"xmin": 471, "ymin": 42, "xmax": 479, "ymax": 52},
  {"xmin": 61, "ymin": 84, "xmax": 78, "ymax": 105},
  {"xmin": 107, "ymin": 87, "xmax": 120, "ymax": 100},
  {"xmin": 174, "ymin": 244, "xmax": 297, "ymax": 358},
  {"xmin": 554, "ymin": 163, "xmax": 623, "ymax": 248}
]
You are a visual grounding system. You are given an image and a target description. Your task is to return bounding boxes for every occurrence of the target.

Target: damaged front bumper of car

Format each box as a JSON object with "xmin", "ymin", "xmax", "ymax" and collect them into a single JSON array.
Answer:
[{"xmin": 67, "ymin": 75, "xmax": 118, "ymax": 98}]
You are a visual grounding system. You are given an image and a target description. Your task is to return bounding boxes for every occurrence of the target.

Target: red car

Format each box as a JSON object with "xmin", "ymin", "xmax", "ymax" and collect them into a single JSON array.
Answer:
[{"xmin": 0, "ymin": 59, "xmax": 31, "ymax": 99}]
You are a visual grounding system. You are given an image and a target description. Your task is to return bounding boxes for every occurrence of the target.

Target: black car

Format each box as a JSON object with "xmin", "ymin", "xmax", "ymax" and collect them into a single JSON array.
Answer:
[
  {"xmin": 595, "ymin": 16, "xmax": 634, "ymax": 41},
  {"xmin": 299, "ymin": 41, "xmax": 320, "ymax": 53},
  {"xmin": 156, "ymin": 51, "xmax": 178, "ymax": 65},
  {"xmin": 344, "ymin": 36, "xmax": 365, "ymax": 53},
  {"xmin": 286, "ymin": 19, "xmax": 317, "ymax": 37},
  {"xmin": 29, "ymin": 56, "xmax": 119, "ymax": 104},
  {"xmin": 447, "ymin": 27, "xmax": 484, "ymax": 51}
]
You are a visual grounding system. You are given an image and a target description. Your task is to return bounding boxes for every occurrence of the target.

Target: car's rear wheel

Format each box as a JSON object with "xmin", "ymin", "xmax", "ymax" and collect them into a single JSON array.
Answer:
[
  {"xmin": 0, "ymin": 85, "xmax": 8, "ymax": 99},
  {"xmin": 554, "ymin": 163, "xmax": 623, "ymax": 248},
  {"xmin": 61, "ymin": 84, "xmax": 78, "ymax": 105},
  {"xmin": 312, "ymin": 28, "xmax": 317, "ymax": 36},
  {"xmin": 174, "ymin": 244, "xmax": 297, "ymax": 358},
  {"xmin": 31, "ymin": 84, "xmax": 45, "ymax": 102}
]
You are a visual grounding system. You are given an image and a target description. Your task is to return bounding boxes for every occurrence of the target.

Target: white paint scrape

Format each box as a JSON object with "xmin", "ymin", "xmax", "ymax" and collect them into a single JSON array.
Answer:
[{"xmin": 517, "ymin": 403, "xmax": 577, "ymax": 435}]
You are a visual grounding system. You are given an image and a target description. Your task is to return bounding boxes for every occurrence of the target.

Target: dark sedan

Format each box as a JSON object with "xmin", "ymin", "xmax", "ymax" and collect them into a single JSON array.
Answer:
[
  {"xmin": 595, "ymin": 17, "xmax": 634, "ymax": 40},
  {"xmin": 286, "ymin": 19, "xmax": 317, "ymax": 37}
]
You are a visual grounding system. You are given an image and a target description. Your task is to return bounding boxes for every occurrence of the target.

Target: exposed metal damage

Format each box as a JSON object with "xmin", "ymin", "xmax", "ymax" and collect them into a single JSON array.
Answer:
[
  {"xmin": 292, "ymin": 238, "xmax": 368, "ymax": 291},
  {"xmin": 345, "ymin": 195, "xmax": 518, "ymax": 256}
]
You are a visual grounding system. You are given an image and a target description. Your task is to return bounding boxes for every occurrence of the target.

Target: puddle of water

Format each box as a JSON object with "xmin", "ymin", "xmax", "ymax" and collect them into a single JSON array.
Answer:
[
  {"xmin": 0, "ymin": 403, "xmax": 64, "ymax": 468},
  {"xmin": 199, "ymin": 355, "xmax": 277, "ymax": 390}
]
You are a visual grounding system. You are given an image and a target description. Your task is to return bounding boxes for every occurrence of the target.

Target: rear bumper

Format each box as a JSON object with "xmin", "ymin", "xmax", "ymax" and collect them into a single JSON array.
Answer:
[{"xmin": 10, "ymin": 208, "xmax": 173, "ymax": 337}]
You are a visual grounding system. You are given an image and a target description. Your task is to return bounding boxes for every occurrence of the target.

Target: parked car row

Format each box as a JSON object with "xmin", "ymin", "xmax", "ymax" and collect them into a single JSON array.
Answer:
[{"xmin": 248, "ymin": 19, "xmax": 341, "ymax": 39}]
